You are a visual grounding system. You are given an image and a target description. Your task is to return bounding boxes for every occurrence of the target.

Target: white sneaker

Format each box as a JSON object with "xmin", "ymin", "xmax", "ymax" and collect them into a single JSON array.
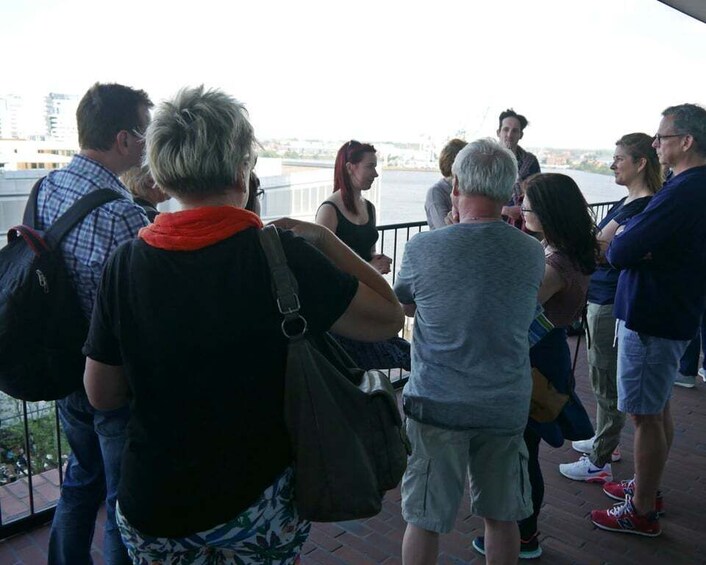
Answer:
[
  {"xmin": 571, "ymin": 437, "xmax": 595, "ymax": 454},
  {"xmin": 559, "ymin": 455, "xmax": 613, "ymax": 483},
  {"xmin": 571, "ymin": 438, "xmax": 621, "ymax": 462},
  {"xmin": 699, "ymin": 367, "xmax": 706, "ymax": 383},
  {"xmin": 674, "ymin": 374, "xmax": 696, "ymax": 388}
]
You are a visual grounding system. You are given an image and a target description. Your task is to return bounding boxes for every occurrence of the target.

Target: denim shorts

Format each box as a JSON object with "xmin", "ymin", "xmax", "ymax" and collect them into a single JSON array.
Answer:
[
  {"xmin": 401, "ymin": 419, "xmax": 532, "ymax": 533},
  {"xmin": 617, "ymin": 321, "xmax": 689, "ymax": 415},
  {"xmin": 116, "ymin": 467, "xmax": 310, "ymax": 564}
]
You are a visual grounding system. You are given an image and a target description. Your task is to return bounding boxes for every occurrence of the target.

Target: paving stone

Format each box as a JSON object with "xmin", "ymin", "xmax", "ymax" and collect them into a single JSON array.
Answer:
[
  {"xmin": 4, "ymin": 337, "xmax": 706, "ymax": 564},
  {"xmin": 14, "ymin": 543, "xmax": 46, "ymax": 565}
]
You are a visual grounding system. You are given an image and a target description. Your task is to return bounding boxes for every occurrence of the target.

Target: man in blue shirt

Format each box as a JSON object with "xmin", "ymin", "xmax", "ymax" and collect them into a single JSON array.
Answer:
[
  {"xmin": 591, "ymin": 104, "xmax": 706, "ymax": 537},
  {"xmin": 37, "ymin": 83, "xmax": 153, "ymax": 564}
]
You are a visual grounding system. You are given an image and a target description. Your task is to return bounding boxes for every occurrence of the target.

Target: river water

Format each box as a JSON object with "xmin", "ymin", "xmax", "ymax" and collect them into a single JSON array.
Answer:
[{"xmin": 377, "ymin": 168, "xmax": 621, "ymax": 225}]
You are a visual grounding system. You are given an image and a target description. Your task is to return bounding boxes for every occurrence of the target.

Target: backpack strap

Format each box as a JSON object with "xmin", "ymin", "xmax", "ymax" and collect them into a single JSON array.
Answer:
[
  {"xmin": 21, "ymin": 177, "xmax": 47, "ymax": 228},
  {"xmin": 44, "ymin": 189, "xmax": 124, "ymax": 248},
  {"xmin": 258, "ymin": 225, "xmax": 308, "ymax": 339}
]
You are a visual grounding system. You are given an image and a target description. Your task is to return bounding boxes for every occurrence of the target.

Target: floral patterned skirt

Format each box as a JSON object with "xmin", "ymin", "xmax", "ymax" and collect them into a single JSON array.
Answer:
[{"xmin": 116, "ymin": 467, "xmax": 310, "ymax": 564}]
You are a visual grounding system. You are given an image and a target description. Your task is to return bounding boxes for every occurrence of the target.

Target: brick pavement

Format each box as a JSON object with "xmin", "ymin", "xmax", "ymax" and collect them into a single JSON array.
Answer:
[{"xmin": 1, "ymin": 336, "xmax": 705, "ymax": 564}]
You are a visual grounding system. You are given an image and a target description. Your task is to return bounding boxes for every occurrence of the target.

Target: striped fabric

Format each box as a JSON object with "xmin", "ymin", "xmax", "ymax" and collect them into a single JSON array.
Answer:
[{"xmin": 529, "ymin": 304, "xmax": 555, "ymax": 347}]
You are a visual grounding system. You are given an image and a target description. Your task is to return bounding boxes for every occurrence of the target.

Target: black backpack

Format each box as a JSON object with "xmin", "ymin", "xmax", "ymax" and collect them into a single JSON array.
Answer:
[{"xmin": 0, "ymin": 179, "xmax": 122, "ymax": 401}]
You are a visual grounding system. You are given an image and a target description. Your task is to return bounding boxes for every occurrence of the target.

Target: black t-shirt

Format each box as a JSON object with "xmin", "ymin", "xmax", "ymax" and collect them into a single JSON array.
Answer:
[{"xmin": 84, "ymin": 227, "xmax": 357, "ymax": 537}]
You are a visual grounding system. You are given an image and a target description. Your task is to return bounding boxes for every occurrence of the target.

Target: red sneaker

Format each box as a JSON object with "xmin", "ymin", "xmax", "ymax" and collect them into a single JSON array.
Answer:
[
  {"xmin": 591, "ymin": 496, "xmax": 661, "ymax": 537},
  {"xmin": 602, "ymin": 478, "xmax": 664, "ymax": 516}
]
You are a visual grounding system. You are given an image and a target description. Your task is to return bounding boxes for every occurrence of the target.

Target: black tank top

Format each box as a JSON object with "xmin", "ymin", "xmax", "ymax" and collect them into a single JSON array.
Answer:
[{"xmin": 319, "ymin": 200, "xmax": 378, "ymax": 261}]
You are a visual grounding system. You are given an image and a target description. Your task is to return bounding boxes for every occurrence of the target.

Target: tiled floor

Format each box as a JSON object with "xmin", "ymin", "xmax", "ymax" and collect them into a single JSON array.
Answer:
[
  {"xmin": 0, "ymin": 468, "xmax": 62, "ymax": 525},
  {"xmin": 2, "ymin": 336, "xmax": 705, "ymax": 564}
]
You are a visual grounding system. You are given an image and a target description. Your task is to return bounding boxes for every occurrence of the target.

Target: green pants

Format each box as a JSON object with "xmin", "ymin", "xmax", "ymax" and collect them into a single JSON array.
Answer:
[{"xmin": 586, "ymin": 302, "xmax": 626, "ymax": 467}]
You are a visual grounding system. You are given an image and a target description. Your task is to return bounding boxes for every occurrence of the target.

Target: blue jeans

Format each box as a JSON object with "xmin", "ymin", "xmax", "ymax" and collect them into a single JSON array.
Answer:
[
  {"xmin": 48, "ymin": 389, "xmax": 131, "ymax": 565},
  {"xmin": 678, "ymin": 317, "xmax": 706, "ymax": 376}
]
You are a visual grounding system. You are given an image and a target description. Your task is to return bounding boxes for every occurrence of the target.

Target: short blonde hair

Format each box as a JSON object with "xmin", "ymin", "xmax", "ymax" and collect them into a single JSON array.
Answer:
[{"xmin": 121, "ymin": 164, "xmax": 154, "ymax": 200}]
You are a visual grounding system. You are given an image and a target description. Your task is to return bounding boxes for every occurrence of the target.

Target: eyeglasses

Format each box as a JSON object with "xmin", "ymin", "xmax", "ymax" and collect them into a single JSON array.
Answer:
[
  {"xmin": 128, "ymin": 128, "xmax": 147, "ymax": 143},
  {"xmin": 653, "ymin": 133, "xmax": 685, "ymax": 144},
  {"xmin": 520, "ymin": 208, "xmax": 533, "ymax": 214},
  {"xmin": 256, "ymin": 188, "xmax": 264, "ymax": 199}
]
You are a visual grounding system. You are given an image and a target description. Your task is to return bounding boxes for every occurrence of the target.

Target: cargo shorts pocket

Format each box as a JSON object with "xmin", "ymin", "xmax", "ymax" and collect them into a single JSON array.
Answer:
[{"xmin": 401, "ymin": 456, "xmax": 431, "ymax": 518}]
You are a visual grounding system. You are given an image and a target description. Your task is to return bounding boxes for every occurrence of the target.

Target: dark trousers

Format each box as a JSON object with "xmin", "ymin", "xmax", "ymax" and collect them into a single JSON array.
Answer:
[{"xmin": 678, "ymin": 316, "xmax": 706, "ymax": 376}]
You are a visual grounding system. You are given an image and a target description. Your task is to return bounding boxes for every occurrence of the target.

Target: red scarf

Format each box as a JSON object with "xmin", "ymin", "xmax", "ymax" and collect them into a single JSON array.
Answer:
[{"xmin": 139, "ymin": 206, "xmax": 263, "ymax": 251}]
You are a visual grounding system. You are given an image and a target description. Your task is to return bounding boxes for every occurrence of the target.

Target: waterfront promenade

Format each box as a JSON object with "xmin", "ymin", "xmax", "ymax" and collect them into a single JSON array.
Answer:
[{"xmin": 0, "ymin": 335, "xmax": 704, "ymax": 564}]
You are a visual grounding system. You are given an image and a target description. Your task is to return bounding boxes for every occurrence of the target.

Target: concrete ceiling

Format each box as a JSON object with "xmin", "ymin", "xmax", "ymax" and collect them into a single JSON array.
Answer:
[{"xmin": 659, "ymin": 0, "xmax": 706, "ymax": 24}]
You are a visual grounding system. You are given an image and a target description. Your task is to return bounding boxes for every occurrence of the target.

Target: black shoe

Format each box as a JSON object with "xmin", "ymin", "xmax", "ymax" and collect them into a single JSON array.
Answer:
[{"xmin": 472, "ymin": 532, "xmax": 542, "ymax": 560}]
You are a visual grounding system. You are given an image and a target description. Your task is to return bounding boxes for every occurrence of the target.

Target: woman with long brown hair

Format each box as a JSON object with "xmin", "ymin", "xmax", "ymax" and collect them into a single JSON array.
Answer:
[{"xmin": 474, "ymin": 173, "xmax": 599, "ymax": 559}]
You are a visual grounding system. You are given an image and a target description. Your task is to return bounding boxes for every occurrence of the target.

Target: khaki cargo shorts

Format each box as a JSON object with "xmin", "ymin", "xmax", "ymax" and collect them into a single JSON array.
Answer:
[{"xmin": 401, "ymin": 419, "xmax": 532, "ymax": 533}]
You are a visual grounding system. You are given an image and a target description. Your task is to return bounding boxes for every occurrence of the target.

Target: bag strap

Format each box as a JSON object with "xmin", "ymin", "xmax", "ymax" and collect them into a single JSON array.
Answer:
[
  {"xmin": 258, "ymin": 225, "xmax": 308, "ymax": 339},
  {"xmin": 44, "ymin": 189, "xmax": 124, "ymax": 248},
  {"xmin": 21, "ymin": 177, "xmax": 47, "ymax": 228},
  {"xmin": 570, "ymin": 295, "xmax": 590, "ymax": 382}
]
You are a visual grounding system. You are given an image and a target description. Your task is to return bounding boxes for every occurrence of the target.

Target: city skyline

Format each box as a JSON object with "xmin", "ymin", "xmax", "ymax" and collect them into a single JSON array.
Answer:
[{"xmin": 2, "ymin": 0, "xmax": 705, "ymax": 149}]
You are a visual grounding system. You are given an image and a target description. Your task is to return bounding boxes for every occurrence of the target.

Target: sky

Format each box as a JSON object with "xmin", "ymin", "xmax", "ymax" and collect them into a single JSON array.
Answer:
[{"xmin": 2, "ymin": 0, "xmax": 705, "ymax": 149}]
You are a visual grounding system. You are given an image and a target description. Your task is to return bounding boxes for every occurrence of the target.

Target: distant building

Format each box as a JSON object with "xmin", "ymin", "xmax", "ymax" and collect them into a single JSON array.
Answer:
[
  {"xmin": 45, "ymin": 93, "xmax": 79, "ymax": 143},
  {"xmin": 0, "ymin": 94, "xmax": 47, "ymax": 140}
]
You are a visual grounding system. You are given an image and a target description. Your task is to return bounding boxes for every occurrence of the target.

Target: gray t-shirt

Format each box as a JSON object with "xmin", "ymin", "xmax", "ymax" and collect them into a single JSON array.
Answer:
[
  {"xmin": 394, "ymin": 221, "xmax": 545, "ymax": 434},
  {"xmin": 424, "ymin": 178, "xmax": 452, "ymax": 230}
]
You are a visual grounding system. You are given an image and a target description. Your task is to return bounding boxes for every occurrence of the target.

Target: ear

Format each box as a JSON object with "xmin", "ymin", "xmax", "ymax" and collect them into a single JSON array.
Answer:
[
  {"xmin": 452, "ymin": 175, "xmax": 460, "ymax": 196},
  {"xmin": 519, "ymin": 130, "xmax": 524, "ymax": 140},
  {"xmin": 496, "ymin": 128, "xmax": 501, "ymax": 137},
  {"xmin": 636, "ymin": 157, "xmax": 647, "ymax": 173},
  {"xmin": 236, "ymin": 165, "xmax": 251, "ymax": 194},
  {"xmin": 682, "ymin": 134, "xmax": 695, "ymax": 153},
  {"xmin": 345, "ymin": 161, "xmax": 354, "ymax": 175},
  {"xmin": 116, "ymin": 130, "xmax": 130, "ymax": 156}
]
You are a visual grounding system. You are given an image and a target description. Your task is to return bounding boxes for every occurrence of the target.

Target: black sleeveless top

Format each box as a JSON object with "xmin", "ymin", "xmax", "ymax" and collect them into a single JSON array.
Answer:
[{"xmin": 319, "ymin": 200, "xmax": 378, "ymax": 261}]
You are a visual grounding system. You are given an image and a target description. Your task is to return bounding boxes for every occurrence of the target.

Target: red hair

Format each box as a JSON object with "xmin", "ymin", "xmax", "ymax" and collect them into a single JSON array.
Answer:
[{"xmin": 333, "ymin": 140, "xmax": 376, "ymax": 214}]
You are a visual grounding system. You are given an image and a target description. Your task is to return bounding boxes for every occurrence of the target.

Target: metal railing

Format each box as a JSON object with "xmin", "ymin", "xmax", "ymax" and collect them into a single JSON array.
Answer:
[
  {"xmin": 588, "ymin": 200, "xmax": 619, "ymax": 225},
  {"xmin": 0, "ymin": 201, "xmax": 619, "ymax": 538}
]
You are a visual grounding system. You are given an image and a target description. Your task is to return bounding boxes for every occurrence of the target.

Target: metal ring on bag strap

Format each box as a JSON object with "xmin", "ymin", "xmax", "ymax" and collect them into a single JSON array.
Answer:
[{"xmin": 281, "ymin": 315, "xmax": 308, "ymax": 339}]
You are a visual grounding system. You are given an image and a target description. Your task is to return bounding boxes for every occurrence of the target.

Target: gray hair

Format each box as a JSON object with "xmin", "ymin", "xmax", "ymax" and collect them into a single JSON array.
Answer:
[
  {"xmin": 145, "ymin": 85, "xmax": 256, "ymax": 197},
  {"xmin": 662, "ymin": 103, "xmax": 706, "ymax": 157},
  {"xmin": 451, "ymin": 138, "xmax": 517, "ymax": 202}
]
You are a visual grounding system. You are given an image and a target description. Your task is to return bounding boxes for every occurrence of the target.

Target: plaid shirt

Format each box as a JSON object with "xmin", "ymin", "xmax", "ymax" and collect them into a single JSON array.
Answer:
[{"xmin": 36, "ymin": 154, "xmax": 148, "ymax": 318}]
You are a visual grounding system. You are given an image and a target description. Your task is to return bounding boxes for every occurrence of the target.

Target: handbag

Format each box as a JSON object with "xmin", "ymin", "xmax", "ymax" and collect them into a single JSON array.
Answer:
[
  {"xmin": 556, "ymin": 390, "xmax": 594, "ymax": 441},
  {"xmin": 258, "ymin": 225, "xmax": 410, "ymax": 522},
  {"xmin": 528, "ymin": 314, "xmax": 594, "ymax": 445},
  {"xmin": 530, "ymin": 368, "xmax": 569, "ymax": 423},
  {"xmin": 529, "ymin": 305, "xmax": 568, "ymax": 422}
]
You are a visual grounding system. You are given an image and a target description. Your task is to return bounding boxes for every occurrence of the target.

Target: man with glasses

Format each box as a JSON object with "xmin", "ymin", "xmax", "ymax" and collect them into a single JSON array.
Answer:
[
  {"xmin": 591, "ymin": 104, "xmax": 706, "ymax": 537},
  {"xmin": 34, "ymin": 82, "xmax": 153, "ymax": 564}
]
